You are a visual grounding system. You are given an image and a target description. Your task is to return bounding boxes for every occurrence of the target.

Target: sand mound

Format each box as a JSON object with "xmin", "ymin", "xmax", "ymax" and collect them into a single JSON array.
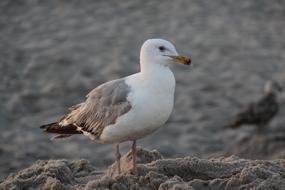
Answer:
[
  {"xmin": 1, "ymin": 148, "xmax": 285, "ymax": 190},
  {"xmin": 0, "ymin": 159, "xmax": 96, "ymax": 190}
]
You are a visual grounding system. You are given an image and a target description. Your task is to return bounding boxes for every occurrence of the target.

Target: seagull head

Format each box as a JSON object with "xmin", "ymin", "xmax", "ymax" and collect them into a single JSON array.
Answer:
[
  {"xmin": 140, "ymin": 39, "xmax": 191, "ymax": 67},
  {"xmin": 264, "ymin": 80, "xmax": 283, "ymax": 94}
]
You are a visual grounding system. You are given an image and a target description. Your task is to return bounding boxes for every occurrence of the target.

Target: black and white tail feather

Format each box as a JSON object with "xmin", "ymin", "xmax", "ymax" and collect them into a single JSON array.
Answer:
[
  {"xmin": 40, "ymin": 78, "xmax": 132, "ymax": 141},
  {"xmin": 40, "ymin": 122, "xmax": 82, "ymax": 140}
]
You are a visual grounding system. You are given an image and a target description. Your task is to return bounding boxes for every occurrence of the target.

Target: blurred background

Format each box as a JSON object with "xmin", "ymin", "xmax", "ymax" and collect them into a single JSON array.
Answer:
[{"xmin": 1, "ymin": 0, "xmax": 285, "ymax": 179}]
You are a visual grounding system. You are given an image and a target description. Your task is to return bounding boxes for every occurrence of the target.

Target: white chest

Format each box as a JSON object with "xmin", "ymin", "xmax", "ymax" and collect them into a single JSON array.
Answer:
[
  {"xmin": 100, "ymin": 66, "xmax": 176, "ymax": 143},
  {"xmin": 130, "ymin": 67, "xmax": 175, "ymax": 123}
]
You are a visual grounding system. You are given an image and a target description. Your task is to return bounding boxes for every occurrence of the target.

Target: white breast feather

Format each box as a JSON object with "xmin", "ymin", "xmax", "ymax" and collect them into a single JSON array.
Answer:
[{"xmin": 100, "ymin": 66, "xmax": 175, "ymax": 144}]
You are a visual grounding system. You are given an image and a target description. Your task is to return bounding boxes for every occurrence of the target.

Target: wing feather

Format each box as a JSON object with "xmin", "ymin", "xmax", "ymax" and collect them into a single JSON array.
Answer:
[{"xmin": 58, "ymin": 79, "xmax": 132, "ymax": 139}]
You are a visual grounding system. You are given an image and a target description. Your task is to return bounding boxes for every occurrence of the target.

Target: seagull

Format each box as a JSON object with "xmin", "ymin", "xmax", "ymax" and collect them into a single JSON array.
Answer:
[
  {"xmin": 226, "ymin": 81, "xmax": 282, "ymax": 132},
  {"xmin": 40, "ymin": 39, "xmax": 191, "ymax": 175}
]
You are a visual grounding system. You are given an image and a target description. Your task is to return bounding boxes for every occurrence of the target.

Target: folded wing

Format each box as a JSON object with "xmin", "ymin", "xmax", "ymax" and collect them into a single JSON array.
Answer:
[{"xmin": 40, "ymin": 79, "xmax": 132, "ymax": 139}]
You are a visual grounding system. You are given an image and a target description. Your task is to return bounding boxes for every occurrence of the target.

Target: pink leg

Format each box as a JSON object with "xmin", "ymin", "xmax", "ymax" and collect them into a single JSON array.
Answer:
[
  {"xmin": 132, "ymin": 140, "xmax": 137, "ymax": 175},
  {"xmin": 115, "ymin": 144, "xmax": 121, "ymax": 175}
]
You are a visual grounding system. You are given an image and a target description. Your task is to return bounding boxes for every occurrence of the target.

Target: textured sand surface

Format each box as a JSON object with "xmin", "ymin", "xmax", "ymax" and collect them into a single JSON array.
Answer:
[
  {"xmin": 1, "ymin": 148, "xmax": 285, "ymax": 190},
  {"xmin": 1, "ymin": 0, "xmax": 285, "ymax": 181}
]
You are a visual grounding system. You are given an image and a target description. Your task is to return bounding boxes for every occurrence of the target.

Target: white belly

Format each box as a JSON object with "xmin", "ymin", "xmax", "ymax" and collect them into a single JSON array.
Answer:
[
  {"xmin": 99, "ymin": 91, "xmax": 174, "ymax": 143},
  {"xmin": 100, "ymin": 68, "xmax": 175, "ymax": 144}
]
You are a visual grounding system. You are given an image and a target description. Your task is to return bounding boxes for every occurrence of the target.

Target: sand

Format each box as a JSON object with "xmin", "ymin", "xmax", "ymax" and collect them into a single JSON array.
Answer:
[
  {"xmin": 0, "ymin": 0, "xmax": 285, "ymax": 187},
  {"xmin": 1, "ymin": 148, "xmax": 285, "ymax": 190}
]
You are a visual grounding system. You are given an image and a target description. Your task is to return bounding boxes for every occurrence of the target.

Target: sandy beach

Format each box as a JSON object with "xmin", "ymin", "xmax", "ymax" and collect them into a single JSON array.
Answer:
[{"xmin": 0, "ymin": 0, "xmax": 285, "ymax": 188}]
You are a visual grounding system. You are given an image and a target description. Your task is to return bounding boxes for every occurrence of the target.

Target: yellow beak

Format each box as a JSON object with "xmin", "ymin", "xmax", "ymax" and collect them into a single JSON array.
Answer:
[{"xmin": 168, "ymin": 55, "xmax": 191, "ymax": 65}]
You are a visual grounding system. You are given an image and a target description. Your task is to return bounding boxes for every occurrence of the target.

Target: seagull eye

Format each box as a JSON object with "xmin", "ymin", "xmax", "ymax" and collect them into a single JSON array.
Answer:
[{"xmin": 158, "ymin": 46, "xmax": 166, "ymax": 52}]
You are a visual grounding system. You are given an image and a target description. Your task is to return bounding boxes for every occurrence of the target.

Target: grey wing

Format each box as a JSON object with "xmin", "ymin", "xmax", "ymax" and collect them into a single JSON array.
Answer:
[{"xmin": 60, "ymin": 78, "xmax": 132, "ymax": 139}]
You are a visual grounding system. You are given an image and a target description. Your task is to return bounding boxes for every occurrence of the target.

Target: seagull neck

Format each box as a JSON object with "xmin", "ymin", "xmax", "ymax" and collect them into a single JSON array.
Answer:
[
  {"xmin": 140, "ymin": 62, "xmax": 171, "ymax": 77},
  {"xmin": 139, "ymin": 62, "xmax": 175, "ymax": 91},
  {"xmin": 265, "ymin": 91, "xmax": 276, "ymax": 98}
]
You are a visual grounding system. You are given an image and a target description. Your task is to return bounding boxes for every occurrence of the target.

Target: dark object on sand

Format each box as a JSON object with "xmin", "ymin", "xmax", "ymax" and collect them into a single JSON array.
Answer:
[{"xmin": 227, "ymin": 81, "xmax": 282, "ymax": 131}]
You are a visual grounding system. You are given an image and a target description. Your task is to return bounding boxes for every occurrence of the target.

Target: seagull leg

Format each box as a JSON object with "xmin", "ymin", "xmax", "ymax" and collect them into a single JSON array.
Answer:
[
  {"xmin": 131, "ymin": 140, "xmax": 137, "ymax": 175},
  {"xmin": 115, "ymin": 143, "xmax": 121, "ymax": 175}
]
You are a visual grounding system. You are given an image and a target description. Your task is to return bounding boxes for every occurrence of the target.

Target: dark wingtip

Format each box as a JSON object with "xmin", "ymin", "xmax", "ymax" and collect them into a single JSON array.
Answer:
[
  {"xmin": 40, "ymin": 125, "xmax": 47, "ymax": 129},
  {"xmin": 40, "ymin": 122, "xmax": 82, "ymax": 135},
  {"xmin": 40, "ymin": 122, "xmax": 57, "ymax": 131}
]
